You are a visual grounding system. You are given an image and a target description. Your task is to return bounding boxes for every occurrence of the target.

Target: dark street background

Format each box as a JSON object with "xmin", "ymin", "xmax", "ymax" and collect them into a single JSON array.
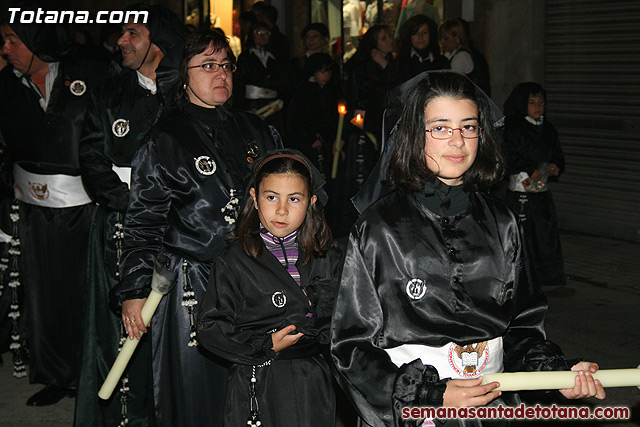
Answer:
[{"xmin": 1, "ymin": 230, "xmax": 639, "ymax": 426}]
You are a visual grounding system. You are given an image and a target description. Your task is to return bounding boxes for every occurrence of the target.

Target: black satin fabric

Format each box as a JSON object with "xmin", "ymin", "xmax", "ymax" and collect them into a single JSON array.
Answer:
[
  {"xmin": 75, "ymin": 64, "xmax": 183, "ymax": 426},
  {"xmin": 505, "ymin": 191, "xmax": 566, "ymax": 288},
  {"xmin": 112, "ymin": 107, "xmax": 280, "ymax": 426},
  {"xmin": 79, "ymin": 70, "xmax": 164, "ymax": 213},
  {"xmin": 196, "ymin": 240, "xmax": 342, "ymax": 426},
  {"xmin": 197, "ymin": 239, "xmax": 343, "ymax": 363},
  {"xmin": 0, "ymin": 59, "xmax": 106, "ymax": 173},
  {"xmin": 225, "ymin": 356, "xmax": 335, "ymax": 427},
  {"xmin": 20, "ymin": 203, "xmax": 95, "ymax": 387},
  {"xmin": 502, "ymin": 115, "xmax": 566, "ymax": 289},
  {"xmin": 114, "ymin": 107, "xmax": 281, "ymax": 301},
  {"xmin": 331, "ymin": 189, "xmax": 572, "ymax": 427},
  {"xmin": 150, "ymin": 255, "xmax": 228, "ymax": 427},
  {"xmin": 0, "ymin": 53, "xmax": 105, "ymax": 389},
  {"xmin": 502, "ymin": 116, "xmax": 564, "ymax": 177}
]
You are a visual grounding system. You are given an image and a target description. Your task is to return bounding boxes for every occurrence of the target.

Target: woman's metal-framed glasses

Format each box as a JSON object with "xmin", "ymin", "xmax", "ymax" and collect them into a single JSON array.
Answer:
[
  {"xmin": 187, "ymin": 62, "xmax": 237, "ymax": 74},
  {"xmin": 425, "ymin": 125, "xmax": 483, "ymax": 140}
]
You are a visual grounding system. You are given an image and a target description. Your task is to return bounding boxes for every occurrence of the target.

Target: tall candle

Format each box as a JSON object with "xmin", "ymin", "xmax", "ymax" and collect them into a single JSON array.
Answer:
[
  {"xmin": 98, "ymin": 290, "xmax": 164, "ymax": 400},
  {"xmin": 331, "ymin": 103, "xmax": 347, "ymax": 179},
  {"xmin": 481, "ymin": 368, "xmax": 640, "ymax": 391}
]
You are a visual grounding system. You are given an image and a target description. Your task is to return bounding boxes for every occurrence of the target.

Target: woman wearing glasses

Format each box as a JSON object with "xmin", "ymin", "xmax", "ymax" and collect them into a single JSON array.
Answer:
[
  {"xmin": 113, "ymin": 30, "xmax": 281, "ymax": 427},
  {"xmin": 331, "ymin": 72, "xmax": 604, "ymax": 426}
]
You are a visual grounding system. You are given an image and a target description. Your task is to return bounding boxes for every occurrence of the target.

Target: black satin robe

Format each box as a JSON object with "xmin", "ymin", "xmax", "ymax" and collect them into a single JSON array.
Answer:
[
  {"xmin": 331, "ymin": 189, "xmax": 573, "ymax": 427},
  {"xmin": 0, "ymin": 58, "xmax": 106, "ymax": 387},
  {"xmin": 197, "ymin": 240, "xmax": 342, "ymax": 426},
  {"xmin": 75, "ymin": 68, "xmax": 177, "ymax": 427},
  {"xmin": 503, "ymin": 117, "xmax": 566, "ymax": 288},
  {"xmin": 113, "ymin": 106, "xmax": 281, "ymax": 427}
]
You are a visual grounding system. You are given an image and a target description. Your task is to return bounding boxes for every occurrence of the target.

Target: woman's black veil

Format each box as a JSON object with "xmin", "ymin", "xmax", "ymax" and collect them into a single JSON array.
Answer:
[{"xmin": 351, "ymin": 70, "xmax": 504, "ymax": 214}]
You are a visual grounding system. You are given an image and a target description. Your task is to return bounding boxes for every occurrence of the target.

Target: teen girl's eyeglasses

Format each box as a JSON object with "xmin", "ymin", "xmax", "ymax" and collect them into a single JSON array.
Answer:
[
  {"xmin": 426, "ymin": 125, "xmax": 483, "ymax": 140},
  {"xmin": 187, "ymin": 62, "xmax": 237, "ymax": 74}
]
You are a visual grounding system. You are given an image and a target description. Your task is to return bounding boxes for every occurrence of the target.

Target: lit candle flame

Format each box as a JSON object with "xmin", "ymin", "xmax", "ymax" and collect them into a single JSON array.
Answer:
[{"xmin": 338, "ymin": 103, "xmax": 347, "ymax": 115}]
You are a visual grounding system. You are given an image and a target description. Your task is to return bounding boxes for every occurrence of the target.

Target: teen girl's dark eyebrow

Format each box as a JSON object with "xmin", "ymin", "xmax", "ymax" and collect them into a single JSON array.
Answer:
[{"xmin": 426, "ymin": 116, "xmax": 478, "ymax": 125}]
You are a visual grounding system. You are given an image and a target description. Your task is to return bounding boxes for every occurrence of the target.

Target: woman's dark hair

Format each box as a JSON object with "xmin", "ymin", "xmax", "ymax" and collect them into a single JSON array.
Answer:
[
  {"xmin": 346, "ymin": 24, "xmax": 392, "ymax": 66},
  {"xmin": 398, "ymin": 14, "xmax": 440, "ymax": 57},
  {"xmin": 244, "ymin": 22, "xmax": 272, "ymax": 51},
  {"xmin": 236, "ymin": 151, "xmax": 331, "ymax": 266},
  {"xmin": 503, "ymin": 82, "xmax": 546, "ymax": 117},
  {"xmin": 388, "ymin": 72, "xmax": 504, "ymax": 192},
  {"xmin": 174, "ymin": 30, "xmax": 236, "ymax": 111}
]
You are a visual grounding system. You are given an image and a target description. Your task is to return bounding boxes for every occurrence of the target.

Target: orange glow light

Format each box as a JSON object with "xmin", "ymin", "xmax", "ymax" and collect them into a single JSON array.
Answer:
[{"xmin": 338, "ymin": 103, "xmax": 347, "ymax": 115}]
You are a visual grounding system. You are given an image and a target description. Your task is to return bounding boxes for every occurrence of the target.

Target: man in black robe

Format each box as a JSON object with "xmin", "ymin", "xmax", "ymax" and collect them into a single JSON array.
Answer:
[
  {"xmin": 76, "ymin": 5, "xmax": 188, "ymax": 425},
  {"xmin": 0, "ymin": 12, "xmax": 107, "ymax": 405}
]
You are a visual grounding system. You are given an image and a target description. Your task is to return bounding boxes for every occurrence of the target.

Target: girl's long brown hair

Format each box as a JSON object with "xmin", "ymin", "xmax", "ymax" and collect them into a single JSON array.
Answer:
[{"xmin": 235, "ymin": 152, "xmax": 331, "ymax": 266}]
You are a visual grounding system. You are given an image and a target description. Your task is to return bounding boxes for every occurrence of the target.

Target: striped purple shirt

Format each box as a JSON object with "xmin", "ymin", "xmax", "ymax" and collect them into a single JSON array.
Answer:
[{"xmin": 260, "ymin": 228, "xmax": 300, "ymax": 286}]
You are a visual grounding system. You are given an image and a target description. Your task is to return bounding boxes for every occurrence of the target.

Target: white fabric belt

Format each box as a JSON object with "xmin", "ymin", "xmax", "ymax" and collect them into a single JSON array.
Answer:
[
  {"xmin": 13, "ymin": 164, "xmax": 92, "ymax": 207},
  {"xmin": 245, "ymin": 84, "xmax": 277, "ymax": 100},
  {"xmin": 112, "ymin": 165, "xmax": 132, "ymax": 188},
  {"xmin": 508, "ymin": 172, "xmax": 548, "ymax": 193},
  {"xmin": 508, "ymin": 172, "xmax": 529, "ymax": 192},
  {"xmin": 385, "ymin": 336, "xmax": 504, "ymax": 379}
]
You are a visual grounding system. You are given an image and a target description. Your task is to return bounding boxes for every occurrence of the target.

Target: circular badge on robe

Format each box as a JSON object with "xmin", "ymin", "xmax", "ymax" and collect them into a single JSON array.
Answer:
[
  {"xmin": 246, "ymin": 142, "xmax": 259, "ymax": 162},
  {"xmin": 272, "ymin": 291, "xmax": 287, "ymax": 308},
  {"xmin": 406, "ymin": 278, "xmax": 427, "ymax": 300},
  {"xmin": 112, "ymin": 119, "xmax": 130, "ymax": 137},
  {"xmin": 69, "ymin": 80, "xmax": 86, "ymax": 96},
  {"xmin": 194, "ymin": 156, "xmax": 216, "ymax": 175}
]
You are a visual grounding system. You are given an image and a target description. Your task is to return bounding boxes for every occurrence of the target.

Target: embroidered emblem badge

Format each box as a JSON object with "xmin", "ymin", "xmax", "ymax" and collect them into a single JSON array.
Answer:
[
  {"xmin": 28, "ymin": 181, "xmax": 49, "ymax": 201},
  {"xmin": 406, "ymin": 278, "xmax": 427, "ymax": 300},
  {"xmin": 69, "ymin": 80, "xmax": 86, "ymax": 96},
  {"xmin": 272, "ymin": 291, "xmax": 287, "ymax": 308},
  {"xmin": 448, "ymin": 341, "xmax": 489, "ymax": 378},
  {"xmin": 194, "ymin": 156, "xmax": 216, "ymax": 175},
  {"xmin": 112, "ymin": 119, "xmax": 130, "ymax": 137},
  {"xmin": 246, "ymin": 142, "xmax": 259, "ymax": 162}
]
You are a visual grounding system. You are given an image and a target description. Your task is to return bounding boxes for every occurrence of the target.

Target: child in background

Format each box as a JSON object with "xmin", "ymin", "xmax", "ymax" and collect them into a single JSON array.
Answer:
[
  {"xmin": 502, "ymin": 82, "xmax": 568, "ymax": 295},
  {"xmin": 197, "ymin": 149, "xmax": 341, "ymax": 427}
]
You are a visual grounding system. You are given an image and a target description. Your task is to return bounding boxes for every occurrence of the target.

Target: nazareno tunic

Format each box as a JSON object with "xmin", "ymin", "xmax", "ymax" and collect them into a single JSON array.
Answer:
[
  {"xmin": 197, "ymin": 237, "xmax": 342, "ymax": 426},
  {"xmin": 331, "ymin": 187, "xmax": 575, "ymax": 427},
  {"xmin": 75, "ymin": 67, "xmax": 179, "ymax": 427},
  {"xmin": 502, "ymin": 115, "xmax": 566, "ymax": 289},
  {"xmin": 0, "ymin": 55, "xmax": 106, "ymax": 386},
  {"xmin": 113, "ymin": 104, "xmax": 281, "ymax": 427}
]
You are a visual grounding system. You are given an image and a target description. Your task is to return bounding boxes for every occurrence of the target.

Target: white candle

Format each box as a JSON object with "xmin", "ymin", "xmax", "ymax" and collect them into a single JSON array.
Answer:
[
  {"xmin": 331, "ymin": 103, "xmax": 347, "ymax": 179},
  {"xmin": 481, "ymin": 368, "xmax": 640, "ymax": 391},
  {"xmin": 98, "ymin": 290, "xmax": 164, "ymax": 400}
]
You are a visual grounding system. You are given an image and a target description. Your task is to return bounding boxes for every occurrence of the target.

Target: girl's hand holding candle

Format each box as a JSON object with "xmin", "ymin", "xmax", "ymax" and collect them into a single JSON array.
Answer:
[{"xmin": 481, "ymin": 363, "xmax": 640, "ymax": 397}]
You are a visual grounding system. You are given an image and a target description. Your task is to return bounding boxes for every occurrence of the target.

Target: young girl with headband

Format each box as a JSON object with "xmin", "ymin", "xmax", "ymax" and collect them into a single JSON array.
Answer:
[{"xmin": 197, "ymin": 148, "xmax": 341, "ymax": 427}]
